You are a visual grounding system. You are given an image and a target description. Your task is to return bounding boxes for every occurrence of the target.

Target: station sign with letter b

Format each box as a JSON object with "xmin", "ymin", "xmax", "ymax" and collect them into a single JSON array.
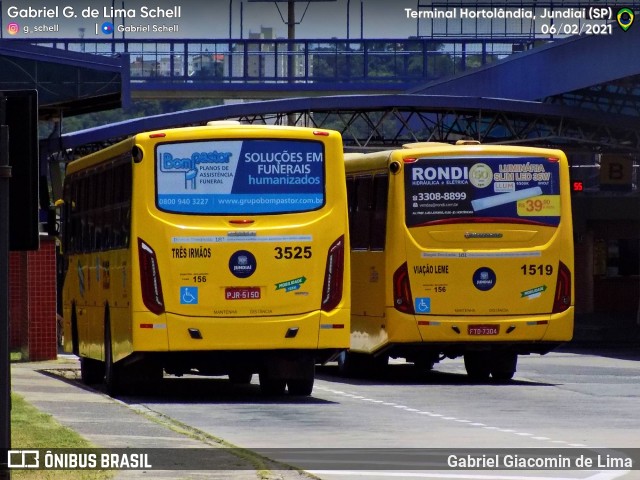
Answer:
[{"xmin": 599, "ymin": 154, "xmax": 633, "ymax": 191}]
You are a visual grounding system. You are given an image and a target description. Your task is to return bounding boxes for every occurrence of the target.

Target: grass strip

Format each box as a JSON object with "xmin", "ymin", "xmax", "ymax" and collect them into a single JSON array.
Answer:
[{"xmin": 10, "ymin": 393, "xmax": 113, "ymax": 480}]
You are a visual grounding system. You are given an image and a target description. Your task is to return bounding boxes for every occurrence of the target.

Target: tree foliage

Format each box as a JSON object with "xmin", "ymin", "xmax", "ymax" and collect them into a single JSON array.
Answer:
[{"xmin": 60, "ymin": 98, "xmax": 224, "ymax": 133}]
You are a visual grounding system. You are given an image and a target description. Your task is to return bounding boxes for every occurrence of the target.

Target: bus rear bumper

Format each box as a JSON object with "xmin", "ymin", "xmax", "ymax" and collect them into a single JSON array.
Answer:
[
  {"xmin": 415, "ymin": 308, "xmax": 574, "ymax": 344},
  {"xmin": 131, "ymin": 309, "xmax": 350, "ymax": 353},
  {"xmin": 350, "ymin": 308, "xmax": 573, "ymax": 360}
]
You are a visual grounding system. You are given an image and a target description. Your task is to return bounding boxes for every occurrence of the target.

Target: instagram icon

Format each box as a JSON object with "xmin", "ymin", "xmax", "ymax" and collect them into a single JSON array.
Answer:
[{"xmin": 7, "ymin": 22, "xmax": 20, "ymax": 35}]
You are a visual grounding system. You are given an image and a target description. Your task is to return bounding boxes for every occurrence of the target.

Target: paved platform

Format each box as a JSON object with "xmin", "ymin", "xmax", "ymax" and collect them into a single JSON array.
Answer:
[{"xmin": 10, "ymin": 357, "xmax": 316, "ymax": 480}]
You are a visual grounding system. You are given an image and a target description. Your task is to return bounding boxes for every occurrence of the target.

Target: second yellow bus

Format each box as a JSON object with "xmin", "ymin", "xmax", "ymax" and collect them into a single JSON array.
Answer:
[{"xmin": 342, "ymin": 142, "xmax": 574, "ymax": 380}]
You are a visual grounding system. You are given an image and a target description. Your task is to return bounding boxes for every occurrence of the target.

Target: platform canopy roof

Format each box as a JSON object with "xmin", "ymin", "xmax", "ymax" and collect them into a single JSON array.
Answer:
[{"xmin": 0, "ymin": 41, "xmax": 126, "ymax": 118}]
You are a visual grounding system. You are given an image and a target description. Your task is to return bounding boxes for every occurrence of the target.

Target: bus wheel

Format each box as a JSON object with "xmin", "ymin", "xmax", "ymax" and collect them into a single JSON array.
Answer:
[
  {"xmin": 491, "ymin": 352, "xmax": 517, "ymax": 382},
  {"xmin": 259, "ymin": 372, "xmax": 286, "ymax": 396},
  {"xmin": 464, "ymin": 352, "xmax": 491, "ymax": 381},
  {"xmin": 70, "ymin": 305, "xmax": 80, "ymax": 357},
  {"xmin": 338, "ymin": 351, "xmax": 366, "ymax": 376},
  {"xmin": 337, "ymin": 351, "xmax": 353, "ymax": 375},
  {"xmin": 80, "ymin": 357, "xmax": 104, "ymax": 385},
  {"xmin": 104, "ymin": 315, "xmax": 123, "ymax": 396},
  {"xmin": 287, "ymin": 369, "xmax": 315, "ymax": 396}
]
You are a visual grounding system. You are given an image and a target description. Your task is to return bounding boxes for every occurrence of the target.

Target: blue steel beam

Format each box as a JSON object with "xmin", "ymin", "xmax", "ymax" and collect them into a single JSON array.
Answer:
[{"xmin": 58, "ymin": 94, "xmax": 640, "ymax": 151}]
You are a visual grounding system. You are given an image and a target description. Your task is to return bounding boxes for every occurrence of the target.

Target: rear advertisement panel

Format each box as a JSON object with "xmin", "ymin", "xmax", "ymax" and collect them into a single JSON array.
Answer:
[
  {"xmin": 404, "ymin": 156, "xmax": 561, "ymax": 227},
  {"xmin": 156, "ymin": 139, "xmax": 325, "ymax": 214}
]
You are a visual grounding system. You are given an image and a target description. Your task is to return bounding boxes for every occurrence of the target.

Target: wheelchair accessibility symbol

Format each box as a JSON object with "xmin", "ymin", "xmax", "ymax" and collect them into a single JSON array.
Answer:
[
  {"xmin": 414, "ymin": 297, "xmax": 431, "ymax": 313},
  {"xmin": 180, "ymin": 287, "xmax": 199, "ymax": 305}
]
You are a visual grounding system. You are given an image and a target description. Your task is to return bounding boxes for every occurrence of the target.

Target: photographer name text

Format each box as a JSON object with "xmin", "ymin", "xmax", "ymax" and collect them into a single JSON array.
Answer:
[{"xmin": 6, "ymin": 5, "xmax": 181, "ymax": 19}]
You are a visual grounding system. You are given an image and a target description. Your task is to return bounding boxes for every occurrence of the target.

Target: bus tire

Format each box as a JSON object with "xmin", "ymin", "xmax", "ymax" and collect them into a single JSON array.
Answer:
[
  {"xmin": 71, "ymin": 304, "xmax": 80, "ymax": 357},
  {"xmin": 287, "ymin": 367, "xmax": 315, "ymax": 396},
  {"xmin": 464, "ymin": 352, "xmax": 491, "ymax": 381},
  {"xmin": 80, "ymin": 357, "xmax": 104, "ymax": 385},
  {"xmin": 491, "ymin": 352, "xmax": 517, "ymax": 381},
  {"xmin": 338, "ymin": 351, "xmax": 367, "ymax": 376},
  {"xmin": 104, "ymin": 312, "xmax": 123, "ymax": 396},
  {"xmin": 259, "ymin": 372, "xmax": 286, "ymax": 396},
  {"xmin": 287, "ymin": 378, "xmax": 314, "ymax": 396}
]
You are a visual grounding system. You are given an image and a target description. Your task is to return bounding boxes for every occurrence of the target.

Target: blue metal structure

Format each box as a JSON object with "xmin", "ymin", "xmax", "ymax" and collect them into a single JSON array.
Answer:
[
  {"xmin": 55, "ymin": 94, "xmax": 640, "ymax": 155},
  {"xmin": 15, "ymin": 37, "xmax": 535, "ymax": 97},
  {"xmin": 2, "ymin": 18, "xmax": 636, "ymax": 154},
  {"xmin": 0, "ymin": 41, "xmax": 127, "ymax": 116}
]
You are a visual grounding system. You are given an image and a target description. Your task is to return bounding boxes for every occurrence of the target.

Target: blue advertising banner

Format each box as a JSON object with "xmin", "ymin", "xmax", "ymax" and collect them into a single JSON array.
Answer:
[
  {"xmin": 156, "ymin": 139, "xmax": 325, "ymax": 214},
  {"xmin": 404, "ymin": 156, "xmax": 561, "ymax": 227}
]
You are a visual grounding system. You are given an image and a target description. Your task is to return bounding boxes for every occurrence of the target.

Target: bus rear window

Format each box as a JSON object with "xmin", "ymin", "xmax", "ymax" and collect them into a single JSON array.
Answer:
[
  {"xmin": 156, "ymin": 139, "xmax": 325, "ymax": 214},
  {"xmin": 404, "ymin": 156, "xmax": 561, "ymax": 227}
]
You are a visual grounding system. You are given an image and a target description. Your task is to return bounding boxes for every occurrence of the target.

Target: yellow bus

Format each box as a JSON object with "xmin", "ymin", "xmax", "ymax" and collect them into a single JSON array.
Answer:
[
  {"xmin": 343, "ymin": 142, "xmax": 574, "ymax": 380},
  {"xmin": 61, "ymin": 123, "xmax": 350, "ymax": 396}
]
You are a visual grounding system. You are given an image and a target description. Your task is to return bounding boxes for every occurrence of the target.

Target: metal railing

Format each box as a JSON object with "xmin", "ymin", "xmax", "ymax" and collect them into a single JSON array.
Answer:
[{"xmin": 17, "ymin": 37, "xmax": 539, "ymax": 90}]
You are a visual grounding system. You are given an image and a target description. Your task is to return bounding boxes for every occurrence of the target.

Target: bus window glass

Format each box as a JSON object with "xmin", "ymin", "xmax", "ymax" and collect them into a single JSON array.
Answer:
[
  {"xmin": 351, "ymin": 176, "xmax": 372, "ymax": 250},
  {"xmin": 404, "ymin": 156, "xmax": 561, "ymax": 227},
  {"xmin": 370, "ymin": 174, "xmax": 388, "ymax": 250},
  {"xmin": 156, "ymin": 139, "xmax": 325, "ymax": 214}
]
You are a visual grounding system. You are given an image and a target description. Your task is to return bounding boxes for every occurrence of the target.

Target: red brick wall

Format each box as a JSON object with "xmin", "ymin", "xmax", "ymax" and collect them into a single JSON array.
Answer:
[
  {"xmin": 9, "ymin": 236, "xmax": 58, "ymax": 361},
  {"xmin": 8, "ymin": 252, "xmax": 26, "ymax": 350}
]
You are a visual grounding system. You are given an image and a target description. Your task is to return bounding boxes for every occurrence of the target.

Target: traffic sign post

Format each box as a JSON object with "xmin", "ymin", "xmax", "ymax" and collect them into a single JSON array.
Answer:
[{"xmin": 0, "ymin": 90, "xmax": 38, "ymax": 480}]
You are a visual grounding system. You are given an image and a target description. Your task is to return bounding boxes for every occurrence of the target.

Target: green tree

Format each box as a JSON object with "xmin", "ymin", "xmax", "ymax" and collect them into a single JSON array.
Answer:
[{"xmin": 59, "ymin": 99, "xmax": 224, "ymax": 133}]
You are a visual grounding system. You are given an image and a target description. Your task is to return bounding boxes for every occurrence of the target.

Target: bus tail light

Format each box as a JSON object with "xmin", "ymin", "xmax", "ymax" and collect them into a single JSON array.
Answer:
[
  {"xmin": 552, "ymin": 261, "xmax": 572, "ymax": 314},
  {"xmin": 321, "ymin": 235, "xmax": 345, "ymax": 312},
  {"xmin": 138, "ymin": 238, "xmax": 165, "ymax": 315},
  {"xmin": 393, "ymin": 262, "xmax": 414, "ymax": 314}
]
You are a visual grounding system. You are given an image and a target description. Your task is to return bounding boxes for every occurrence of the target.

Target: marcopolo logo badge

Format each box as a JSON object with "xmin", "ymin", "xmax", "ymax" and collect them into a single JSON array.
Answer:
[
  {"xmin": 229, "ymin": 250, "xmax": 257, "ymax": 278},
  {"xmin": 472, "ymin": 267, "xmax": 496, "ymax": 291}
]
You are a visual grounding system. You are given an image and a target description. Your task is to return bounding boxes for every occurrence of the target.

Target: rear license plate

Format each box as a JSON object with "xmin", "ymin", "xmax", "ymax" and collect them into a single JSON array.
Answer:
[
  {"xmin": 225, "ymin": 287, "xmax": 261, "ymax": 300},
  {"xmin": 468, "ymin": 325, "xmax": 499, "ymax": 335}
]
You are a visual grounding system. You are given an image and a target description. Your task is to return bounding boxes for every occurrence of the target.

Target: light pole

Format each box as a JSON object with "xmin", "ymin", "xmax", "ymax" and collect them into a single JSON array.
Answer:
[
  {"xmin": 229, "ymin": 0, "xmax": 233, "ymax": 38},
  {"xmin": 347, "ymin": 0, "xmax": 351, "ymax": 39}
]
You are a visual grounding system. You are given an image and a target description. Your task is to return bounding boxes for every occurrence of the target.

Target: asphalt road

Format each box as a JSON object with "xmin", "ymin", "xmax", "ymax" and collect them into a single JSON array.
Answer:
[{"xmin": 113, "ymin": 346, "xmax": 640, "ymax": 480}]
